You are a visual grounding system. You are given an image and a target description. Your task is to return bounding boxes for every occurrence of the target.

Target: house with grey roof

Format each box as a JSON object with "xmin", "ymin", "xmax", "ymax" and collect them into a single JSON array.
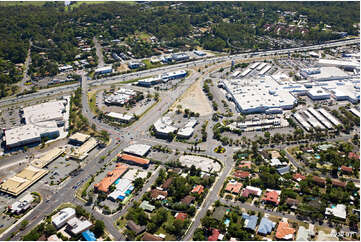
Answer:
[
  {"xmin": 277, "ymin": 166, "xmax": 290, "ymax": 175},
  {"xmin": 257, "ymin": 217, "xmax": 276, "ymax": 235},
  {"xmin": 242, "ymin": 213, "xmax": 258, "ymax": 231}
]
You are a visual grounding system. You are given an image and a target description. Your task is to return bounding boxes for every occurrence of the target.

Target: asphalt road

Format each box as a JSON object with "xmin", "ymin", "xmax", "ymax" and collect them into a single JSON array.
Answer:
[{"xmin": 0, "ymin": 38, "xmax": 358, "ymax": 107}]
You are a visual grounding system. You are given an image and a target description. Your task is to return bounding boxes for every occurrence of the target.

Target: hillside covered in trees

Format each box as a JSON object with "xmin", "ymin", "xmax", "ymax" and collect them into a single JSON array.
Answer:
[{"xmin": 0, "ymin": 1, "xmax": 359, "ymax": 95}]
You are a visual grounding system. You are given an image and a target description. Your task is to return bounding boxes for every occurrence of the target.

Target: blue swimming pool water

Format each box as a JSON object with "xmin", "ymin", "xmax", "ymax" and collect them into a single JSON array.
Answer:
[{"xmin": 114, "ymin": 178, "xmax": 121, "ymax": 185}]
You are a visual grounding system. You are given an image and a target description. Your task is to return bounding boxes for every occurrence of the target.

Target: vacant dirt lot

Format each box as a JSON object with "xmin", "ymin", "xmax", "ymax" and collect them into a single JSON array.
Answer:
[
  {"xmin": 171, "ymin": 77, "xmax": 212, "ymax": 116},
  {"xmin": 117, "ymin": 64, "xmax": 130, "ymax": 73}
]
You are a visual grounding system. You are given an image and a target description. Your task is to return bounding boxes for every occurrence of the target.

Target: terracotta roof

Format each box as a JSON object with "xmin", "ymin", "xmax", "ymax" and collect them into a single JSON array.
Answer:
[
  {"xmin": 150, "ymin": 189, "xmax": 168, "ymax": 199},
  {"xmin": 262, "ymin": 190, "xmax": 279, "ymax": 205},
  {"xmin": 191, "ymin": 185, "xmax": 204, "ymax": 194},
  {"xmin": 275, "ymin": 222, "xmax": 295, "ymax": 240},
  {"xmin": 94, "ymin": 164, "xmax": 128, "ymax": 192},
  {"xmin": 293, "ymin": 173, "xmax": 306, "ymax": 181},
  {"xmin": 312, "ymin": 176, "xmax": 326, "ymax": 185},
  {"xmin": 241, "ymin": 187, "xmax": 261, "ymax": 197},
  {"xmin": 332, "ymin": 179, "xmax": 347, "ymax": 188},
  {"xmin": 175, "ymin": 212, "xmax": 188, "ymax": 221},
  {"xmin": 286, "ymin": 198, "xmax": 299, "ymax": 206},
  {"xmin": 348, "ymin": 152, "xmax": 359, "ymax": 160},
  {"xmin": 161, "ymin": 178, "xmax": 173, "ymax": 190},
  {"xmin": 225, "ymin": 182, "xmax": 243, "ymax": 194},
  {"xmin": 117, "ymin": 154, "xmax": 150, "ymax": 165},
  {"xmin": 341, "ymin": 165, "xmax": 353, "ymax": 173},
  {"xmin": 142, "ymin": 232, "xmax": 163, "ymax": 241},
  {"xmin": 238, "ymin": 162, "xmax": 251, "ymax": 169},
  {"xmin": 208, "ymin": 228, "xmax": 220, "ymax": 241},
  {"xmin": 233, "ymin": 171, "xmax": 250, "ymax": 179},
  {"xmin": 181, "ymin": 195, "xmax": 195, "ymax": 205}
]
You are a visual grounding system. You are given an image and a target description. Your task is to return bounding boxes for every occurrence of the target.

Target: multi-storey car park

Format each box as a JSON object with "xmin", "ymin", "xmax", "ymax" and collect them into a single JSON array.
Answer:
[{"xmin": 307, "ymin": 107, "xmax": 333, "ymax": 130}]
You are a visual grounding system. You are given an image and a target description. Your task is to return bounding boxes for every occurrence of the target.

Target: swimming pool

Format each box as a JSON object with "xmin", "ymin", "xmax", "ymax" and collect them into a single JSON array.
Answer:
[{"xmin": 114, "ymin": 178, "xmax": 121, "ymax": 185}]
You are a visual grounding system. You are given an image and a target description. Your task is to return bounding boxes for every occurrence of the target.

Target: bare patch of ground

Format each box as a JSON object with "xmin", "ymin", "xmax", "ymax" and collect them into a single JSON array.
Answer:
[
  {"xmin": 117, "ymin": 64, "xmax": 130, "ymax": 73},
  {"xmin": 171, "ymin": 77, "xmax": 212, "ymax": 116}
]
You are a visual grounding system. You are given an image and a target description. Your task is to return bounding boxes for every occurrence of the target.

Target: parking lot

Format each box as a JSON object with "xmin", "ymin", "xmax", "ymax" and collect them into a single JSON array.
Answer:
[{"xmin": 179, "ymin": 155, "xmax": 221, "ymax": 173}]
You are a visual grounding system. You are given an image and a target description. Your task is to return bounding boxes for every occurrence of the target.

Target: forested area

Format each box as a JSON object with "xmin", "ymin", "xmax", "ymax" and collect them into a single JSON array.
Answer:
[{"xmin": 0, "ymin": 1, "xmax": 359, "ymax": 94}]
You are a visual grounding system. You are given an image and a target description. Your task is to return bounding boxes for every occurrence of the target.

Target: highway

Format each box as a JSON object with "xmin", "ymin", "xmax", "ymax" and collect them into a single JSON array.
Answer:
[{"xmin": 0, "ymin": 38, "xmax": 358, "ymax": 107}]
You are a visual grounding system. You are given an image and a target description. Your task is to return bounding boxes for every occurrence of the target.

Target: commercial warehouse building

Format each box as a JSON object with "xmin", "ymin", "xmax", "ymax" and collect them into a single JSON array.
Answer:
[
  {"xmin": 5, "ymin": 121, "xmax": 60, "ymax": 149},
  {"xmin": 153, "ymin": 117, "xmax": 177, "ymax": 136},
  {"xmin": 300, "ymin": 67, "xmax": 349, "ymax": 82},
  {"xmin": 95, "ymin": 65, "xmax": 112, "ymax": 75},
  {"xmin": 123, "ymin": 144, "xmax": 151, "ymax": 157},
  {"xmin": 160, "ymin": 70, "xmax": 187, "ymax": 81},
  {"xmin": 306, "ymin": 87, "xmax": 331, "ymax": 100},
  {"xmin": 106, "ymin": 112, "xmax": 134, "ymax": 123},
  {"xmin": 318, "ymin": 59, "xmax": 359, "ymax": 71},
  {"xmin": 6, "ymin": 98, "xmax": 69, "ymax": 149},
  {"xmin": 104, "ymin": 88, "xmax": 136, "ymax": 106},
  {"xmin": 221, "ymin": 76, "xmax": 297, "ymax": 114},
  {"xmin": 172, "ymin": 53, "xmax": 190, "ymax": 62},
  {"xmin": 52, "ymin": 207, "xmax": 76, "ymax": 229},
  {"xmin": 70, "ymin": 137, "xmax": 98, "ymax": 160},
  {"xmin": 177, "ymin": 119, "xmax": 198, "ymax": 139},
  {"xmin": 0, "ymin": 166, "xmax": 48, "ymax": 196},
  {"xmin": 21, "ymin": 100, "xmax": 66, "ymax": 125},
  {"xmin": 9, "ymin": 193, "xmax": 34, "ymax": 214},
  {"xmin": 31, "ymin": 147, "xmax": 65, "ymax": 168},
  {"xmin": 20, "ymin": 100, "xmax": 67, "ymax": 124},
  {"xmin": 138, "ymin": 77, "xmax": 162, "ymax": 87},
  {"xmin": 69, "ymin": 132, "xmax": 90, "ymax": 145}
]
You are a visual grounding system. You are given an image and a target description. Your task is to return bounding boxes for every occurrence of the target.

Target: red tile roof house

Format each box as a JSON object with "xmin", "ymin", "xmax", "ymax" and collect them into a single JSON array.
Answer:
[
  {"xmin": 191, "ymin": 185, "xmax": 204, "ymax": 195},
  {"xmin": 225, "ymin": 181, "xmax": 243, "ymax": 195},
  {"xmin": 331, "ymin": 179, "xmax": 347, "ymax": 188},
  {"xmin": 341, "ymin": 165, "xmax": 353, "ymax": 173},
  {"xmin": 161, "ymin": 178, "xmax": 173, "ymax": 190},
  {"xmin": 181, "ymin": 195, "xmax": 195, "ymax": 205},
  {"xmin": 150, "ymin": 189, "xmax": 168, "ymax": 200},
  {"xmin": 208, "ymin": 228, "xmax": 220, "ymax": 241},
  {"xmin": 233, "ymin": 171, "xmax": 251, "ymax": 179},
  {"xmin": 175, "ymin": 212, "xmax": 188, "ymax": 221},
  {"xmin": 312, "ymin": 176, "xmax": 326, "ymax": 186},
  {"xmin": 348, "ymin": 152, "xmax": 360, "ymax": 160},
  {"xmin": 262, "ymin": 189, "xmax": 281, "ymax": 205},
  {"xmin": 241, "ymin": 186, "xmax": 262, "ymax": 198},
  {"xmin": 293, "ymin": 173, "xmax": 306, "ymax": 182},
  {"xmin": 238, "ymin": 162, "xmax": 252, "ymax": 170}
]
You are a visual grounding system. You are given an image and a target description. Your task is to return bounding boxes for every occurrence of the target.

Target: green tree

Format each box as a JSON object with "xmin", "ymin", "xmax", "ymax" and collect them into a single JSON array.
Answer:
[{"xmin": 92, "ymin": 220, "xmax": 105, "ymax": 237}]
